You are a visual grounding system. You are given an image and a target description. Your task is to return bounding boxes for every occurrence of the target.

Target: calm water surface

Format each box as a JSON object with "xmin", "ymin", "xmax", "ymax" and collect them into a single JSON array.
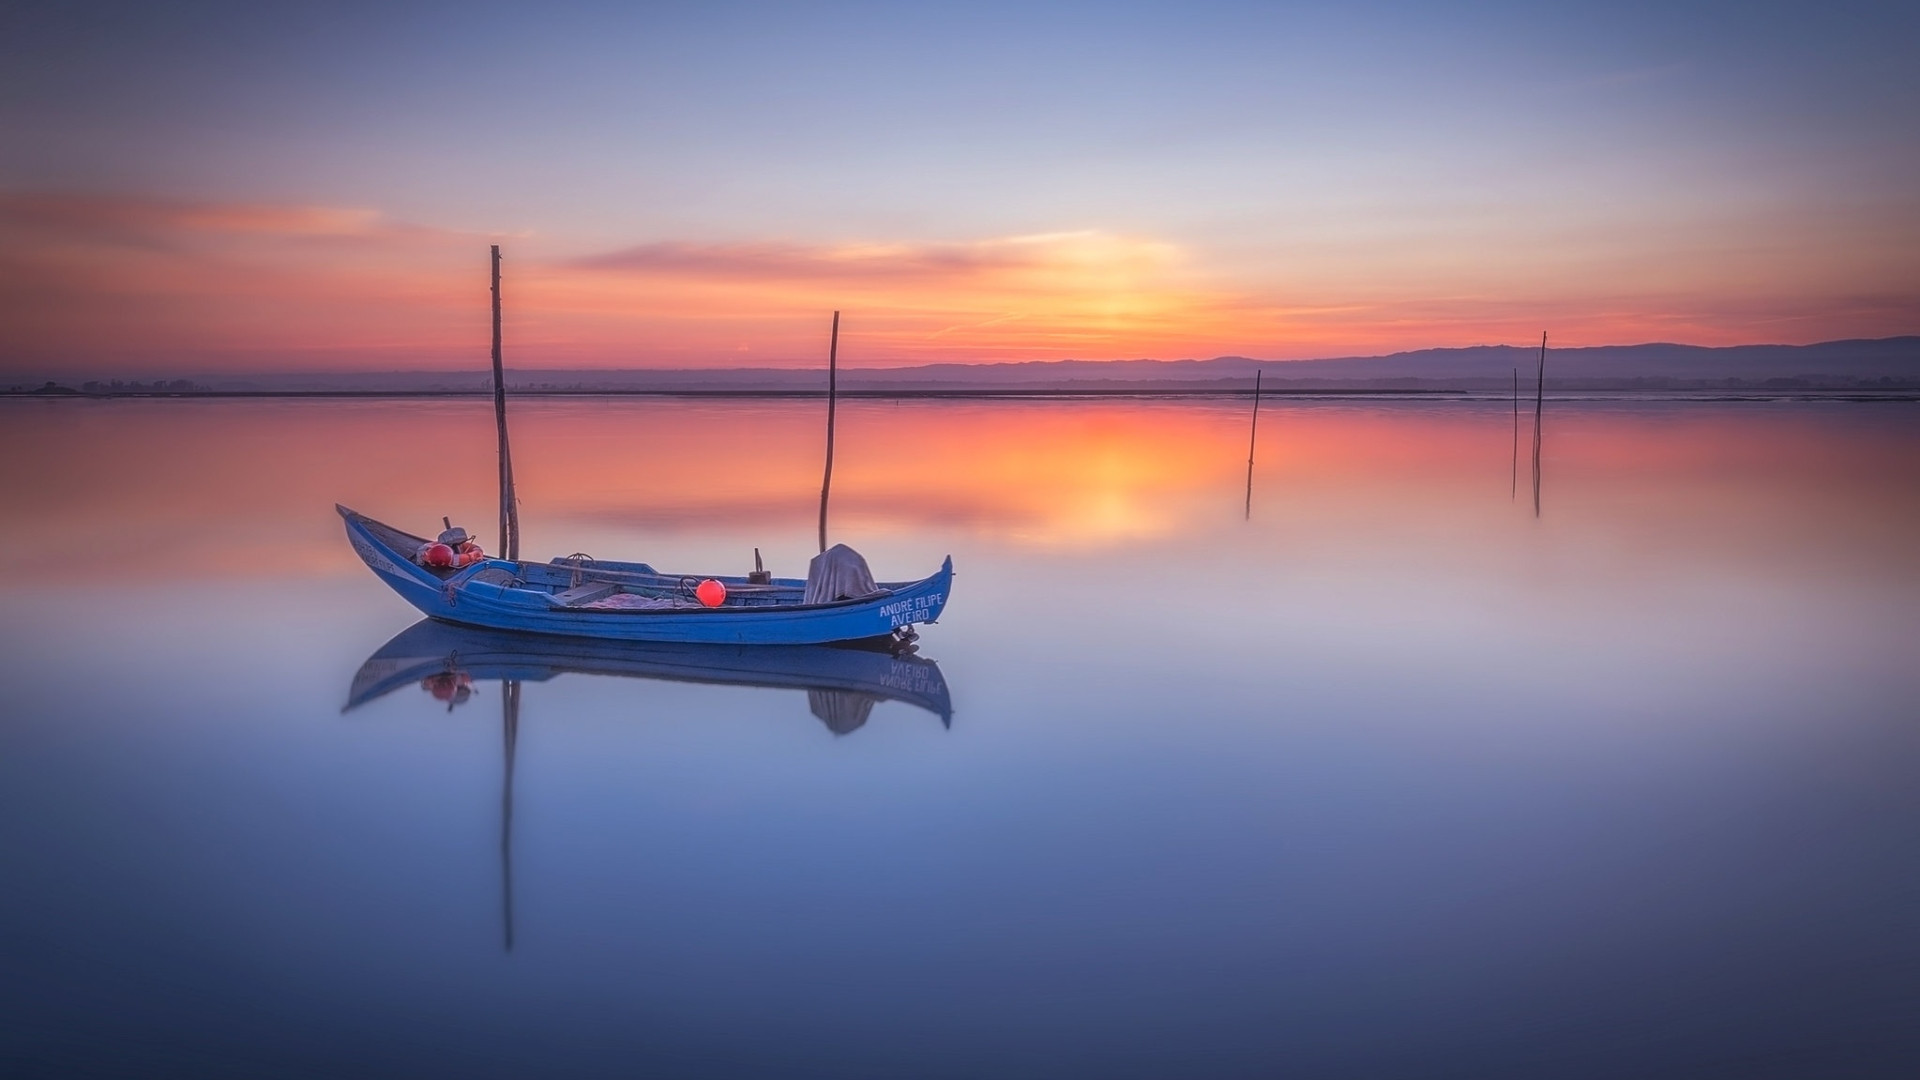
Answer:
[{"xmin": 2, "ymin": 397, "xmax": 1917, "ymax": 1078}]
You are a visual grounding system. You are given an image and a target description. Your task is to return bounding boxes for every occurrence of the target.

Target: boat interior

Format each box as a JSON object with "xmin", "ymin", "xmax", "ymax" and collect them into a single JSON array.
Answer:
[{"xmin": 358, "ymin": 514, "xmax": 892, "ymax": 611}]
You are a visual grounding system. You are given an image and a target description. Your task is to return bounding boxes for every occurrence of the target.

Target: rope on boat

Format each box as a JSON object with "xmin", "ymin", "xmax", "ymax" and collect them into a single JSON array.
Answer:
[{"xmin": 562, "ymin": 553, "xmax": 594, "ymax": 588}]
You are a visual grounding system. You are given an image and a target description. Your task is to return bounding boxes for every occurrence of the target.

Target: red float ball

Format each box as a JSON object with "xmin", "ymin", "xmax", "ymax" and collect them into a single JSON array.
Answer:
[
  {"xmin": 695, "ymin": 578, "xmax": 726, "ymax": 607},
  {"xmin": 423, "ymin": 543, "xmax": 455, "ymax": 567}
]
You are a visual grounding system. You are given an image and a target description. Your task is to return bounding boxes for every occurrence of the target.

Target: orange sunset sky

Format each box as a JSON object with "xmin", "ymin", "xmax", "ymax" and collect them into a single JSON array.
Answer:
[{"xmin": 2, "ymin": 2, "xmax": 1916, "ymax": 375}]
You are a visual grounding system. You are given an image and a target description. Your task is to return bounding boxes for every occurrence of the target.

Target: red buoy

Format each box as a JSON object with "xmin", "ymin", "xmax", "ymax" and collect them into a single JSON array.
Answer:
[
  {"xmin": 423, "ymin": 543, "xmax": 455, "ymax": 567},
  {"xmin": 695, "ymin": 578, "xmax": 726, "ymax": 607}
]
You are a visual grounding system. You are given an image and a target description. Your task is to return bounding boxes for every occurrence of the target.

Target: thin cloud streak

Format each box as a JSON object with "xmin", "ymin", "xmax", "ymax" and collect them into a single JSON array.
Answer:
[{"xmin": 572, "ymin": 232, "xmax": 1159, "ymax": 283}]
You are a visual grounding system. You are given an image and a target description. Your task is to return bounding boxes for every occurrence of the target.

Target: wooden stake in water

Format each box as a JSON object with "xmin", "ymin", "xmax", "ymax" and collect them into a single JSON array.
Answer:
[
  {"xmin": 500, "ymin": 679, "xmax": 519, "ymax": 953},
  {"xmin": 1511, "ymin": 367, "xmax": 1519, "ymax": 499},
  {"xmin": 1244, "ymin": 368, "xmax": 1263, "ymax": 520},
  {"xmin": 490, "ymin": 245, "xmax": 520, "ymax": 560},
  {"xmin": 1531, "ymin": 332, "xmax": 1547, "ymax": 518},
  {"xmin": 818, "ymin": 311, "xmax": 840, "ymax": 554}
]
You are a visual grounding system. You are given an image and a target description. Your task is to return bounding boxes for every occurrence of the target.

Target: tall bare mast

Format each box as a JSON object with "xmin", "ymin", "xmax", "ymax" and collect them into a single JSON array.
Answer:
[
  {"xmin": 818, "ymin": 311, "xmax": 840, "ymax": 554},
  {"xmin": 1244, "ymin": 369, "xmax": 1263, "ymax": 520},
  {"xmin": 491, "ymin": 245, "xmax": 519, "ymax": 559},
  {"xmin": 1511, "ymin": 367, "xmax": 1519, "ymax": 499},
  {"xmin": 1531, "ymin": 332, "xmax": 1547, "ymax": 518}
]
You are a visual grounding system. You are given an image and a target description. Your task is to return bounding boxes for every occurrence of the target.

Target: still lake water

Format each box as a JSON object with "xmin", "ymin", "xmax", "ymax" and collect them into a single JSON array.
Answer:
[{"xmin": 2, "ymin": 395, "xmax": 1916, "ymax": 1078}]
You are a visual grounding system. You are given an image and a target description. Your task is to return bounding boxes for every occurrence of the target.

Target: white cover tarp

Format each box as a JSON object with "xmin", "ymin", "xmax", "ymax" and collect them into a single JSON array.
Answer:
[{"xmin": 803, "ymin": 543, "xmax": 883, "ymax": 605}]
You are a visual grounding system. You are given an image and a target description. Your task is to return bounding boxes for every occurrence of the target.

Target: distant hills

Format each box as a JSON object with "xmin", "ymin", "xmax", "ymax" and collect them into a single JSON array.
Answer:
[{"xmin": 17, "ymin": 336, "xmax": 1920, "ymax": 394}]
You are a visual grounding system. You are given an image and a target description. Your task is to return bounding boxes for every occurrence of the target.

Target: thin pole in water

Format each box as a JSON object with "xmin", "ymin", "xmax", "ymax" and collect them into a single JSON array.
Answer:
[
  {"xmin": 500, "ymin": 679, "xmax": 519, "ymax": 953},
  {"xmin": 818, "ymin": 311, "xmax": 840, "ymax": 554},
  {"xmin": 490, "ymin": 245, "xmax": 519, "ymax": 560},
  {"xmin": 1532, "ymin": 332, "xmax": 1546, "ymax": 518},
  {"xmin": 1511, "ymin": 367, "xmax": 1519, "ymax": 499},
  {"xmin": 1244, "ymin": 368, "xmax": 1263, "ymax": 520}
]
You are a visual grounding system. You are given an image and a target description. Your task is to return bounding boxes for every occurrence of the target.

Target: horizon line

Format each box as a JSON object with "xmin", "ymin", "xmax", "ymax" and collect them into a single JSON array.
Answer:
[{"xmin": 11, "ymin": 333, "xmax": 1918, "ymax": 382}]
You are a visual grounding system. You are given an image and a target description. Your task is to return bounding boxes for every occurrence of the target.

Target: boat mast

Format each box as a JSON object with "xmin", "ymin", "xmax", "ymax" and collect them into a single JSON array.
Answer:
[
  {"xmin": 1531, "ymin": 332, "xmax": 1546, "ymax": 518},
  {"xmin": 1244, "ymin": 368, "xmax": 1262, "ymax": 520},
  {"xmin": 818, "ymin": 311, "xmax": 840, "ymax": 554},
  {"xmin": 1511, "ymin": 367, "xmax": 1519, "ymax": 500},
  {"xmin": 491, "ymin": 245, "xmax": 520, "ymax": 559}
]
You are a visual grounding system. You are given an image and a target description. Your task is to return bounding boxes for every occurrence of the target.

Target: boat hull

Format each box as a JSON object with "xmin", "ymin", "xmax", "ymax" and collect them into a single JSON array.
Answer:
[{"xmin": 340, "ymin": 505, "xmax": 952, "ymax": 646}]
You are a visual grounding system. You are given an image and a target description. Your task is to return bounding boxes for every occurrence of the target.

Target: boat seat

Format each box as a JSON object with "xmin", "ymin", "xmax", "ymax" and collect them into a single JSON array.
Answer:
[{"xmin": 549, "ymin": 581, "xmax": 620, "ymax": 607}]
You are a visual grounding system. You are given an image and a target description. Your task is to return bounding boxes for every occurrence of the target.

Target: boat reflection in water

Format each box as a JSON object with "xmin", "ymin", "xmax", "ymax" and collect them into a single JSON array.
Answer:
[
  {"xmin": 345, "ymin": 618, "xmax": 954, "ymax": 733},
  {"xmin": 344, "ymin": 620, "xmax": 954, "ymax": 951}
]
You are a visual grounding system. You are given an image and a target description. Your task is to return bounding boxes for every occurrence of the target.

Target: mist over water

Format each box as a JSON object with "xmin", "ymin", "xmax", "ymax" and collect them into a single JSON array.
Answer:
[{"xmin": 2, "ymin": 397, "xmax": 1916, "ymax": 1077}]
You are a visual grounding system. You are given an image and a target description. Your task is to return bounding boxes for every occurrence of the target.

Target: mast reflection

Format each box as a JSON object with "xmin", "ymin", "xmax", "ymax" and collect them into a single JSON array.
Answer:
[
  {"xmin": 343, "ymin": 620, "xmax": 955, "ymax": 951},
  {"xmin": 500, "ymin": 679, "xmax": 518, "ymax": 953}
]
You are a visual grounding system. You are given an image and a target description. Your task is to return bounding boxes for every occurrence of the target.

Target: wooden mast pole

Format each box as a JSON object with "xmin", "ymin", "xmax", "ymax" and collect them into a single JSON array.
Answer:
[
  {"xmin": 1511, "ymin": 367, "xmax": 1519, "ymax": 499},
  {"xmin": 1531, "ymin": 332, "xmax": 1546, "ymax": 518},
  {"xmin": 1244, "ymin": 368, "xmax": 1262, "ymax": 520},
  {"xmin": 818, "ymin": 311, "xmax": 840, "ymax": 554},
  {"xmin": 491, "ymin": 245, "xmax": 519, "ymax": 559}
]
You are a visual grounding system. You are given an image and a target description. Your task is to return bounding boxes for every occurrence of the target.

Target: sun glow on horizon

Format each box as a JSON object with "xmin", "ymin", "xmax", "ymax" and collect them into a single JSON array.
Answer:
[{"xmin": 2, "ymin": 190, "xmax": 1912, "ymax": 377}]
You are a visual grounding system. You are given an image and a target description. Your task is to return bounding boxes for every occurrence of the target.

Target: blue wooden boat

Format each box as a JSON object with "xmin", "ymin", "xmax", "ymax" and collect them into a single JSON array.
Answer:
[
  {"xmin": 338, "ymin": 505, "xmax": 952, "ymax": 646},
  {"xmin": 345, "ymin": 618, "xmax": 953, "ymax": 730}
]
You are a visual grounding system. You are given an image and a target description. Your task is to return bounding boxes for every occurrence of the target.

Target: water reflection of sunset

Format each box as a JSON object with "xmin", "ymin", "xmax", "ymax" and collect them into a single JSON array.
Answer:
[{"xmin": 2, "ymin": 399, "xmax": 1915, "ymax": 584}]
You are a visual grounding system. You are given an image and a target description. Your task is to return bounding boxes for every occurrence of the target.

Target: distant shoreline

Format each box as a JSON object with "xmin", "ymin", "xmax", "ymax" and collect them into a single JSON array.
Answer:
[
  {"xmin": 4, "ymin": 387, "xmax": 1468, "ymax": 399},
  {"xmin": 5, "ymin": 387, "xmax": 1916, "ymax": 402},
  {"xmin": 8, "ymin": 335, "xmax": 1916, "ymax": 398}
]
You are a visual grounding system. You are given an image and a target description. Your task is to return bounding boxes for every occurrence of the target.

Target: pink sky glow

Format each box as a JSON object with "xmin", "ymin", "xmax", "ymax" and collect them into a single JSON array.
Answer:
[{"xmin": 2, "ymin": 191, "xmax": 1913, "ymax": 376}]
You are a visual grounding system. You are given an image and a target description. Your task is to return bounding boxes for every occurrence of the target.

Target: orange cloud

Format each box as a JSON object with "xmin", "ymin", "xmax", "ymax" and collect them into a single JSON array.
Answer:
[
  {"xmin": 523, "ymin": 230, "xmax": 1212, "ymax": 364},
  {"xmin": 1, "ymin": 192, "xmax": 396, "ymax": 240},
  {"xmin": 0, "ymin": 191, "xmax": 486, "ymax": 371}
]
